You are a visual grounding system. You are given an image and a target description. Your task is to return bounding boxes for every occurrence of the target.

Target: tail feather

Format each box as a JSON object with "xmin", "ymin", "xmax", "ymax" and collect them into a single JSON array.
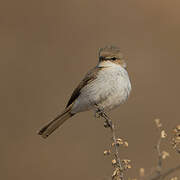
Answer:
[{"xmin": 38, "ymin": 106, "xmax": 74, "ymax": 139}]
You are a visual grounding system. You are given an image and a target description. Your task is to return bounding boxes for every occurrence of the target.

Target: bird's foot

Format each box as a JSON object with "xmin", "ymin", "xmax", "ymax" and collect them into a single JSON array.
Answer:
[{"xmin": 94, "ymin": 106, "xmax": 111, "ymax": 128}]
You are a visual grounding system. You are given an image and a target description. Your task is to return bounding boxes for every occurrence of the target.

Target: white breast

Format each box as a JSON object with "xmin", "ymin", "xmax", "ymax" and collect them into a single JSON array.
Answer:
[{"xmin": 71, "ymin": 61, "xmax": 131, "ymax": 113}]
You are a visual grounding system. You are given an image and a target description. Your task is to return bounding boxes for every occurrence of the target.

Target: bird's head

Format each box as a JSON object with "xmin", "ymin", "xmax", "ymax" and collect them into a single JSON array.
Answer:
[{"xmin": 98, "ymin": 46, "xmax": 127, "ymax": 69}]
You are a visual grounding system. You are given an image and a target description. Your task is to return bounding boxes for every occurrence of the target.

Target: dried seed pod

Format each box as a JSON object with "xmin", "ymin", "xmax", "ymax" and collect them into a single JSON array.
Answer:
[
  {"xmin": 112, "ymin": 168, "xmax": 120, "ymax": 179},
  {"xmin": 112, "ymin": 142, "xmax": 115, "ymax": 147},
  {"xmin": 161, "ymin": 130, "xmax": 167, "ymax": 138},
  {"xmin": 122, "ymin": 159, "xmax": 131, "ymax": 164},
  {"xmin": 112, "ymin": 159, "xmax": 117, "ymax": 165},
  {"xmin": 127, "ymin": 164, "xmax": 131, "ymax": 169},
  {"xmin": 162, "ymin": 151, "xmax": 170, "ymax": 159},
  {"xmin": 117, "ymin": 138, "xmax": 123, "ymax": 142},
  {"xmin": 104, "ymin": 150, "xmax": 111, "ymax": 156},
  {"xmin": 123, "ymin": 141, "xmax": 129, "ymax": 147},
  {"xmin": 122, "ymin": 159, "xmax": 131, "ymax": 170},
  {"xmin": 154, "ymin": 118, "xmax": 162, "ymax": 128},
  {"xmin": 116, "ymin": 138, "xmax": 124, "ymax": 146}
]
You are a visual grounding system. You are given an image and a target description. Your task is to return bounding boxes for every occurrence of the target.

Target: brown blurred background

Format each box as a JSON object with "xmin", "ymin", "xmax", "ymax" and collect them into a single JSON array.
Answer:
[{"xmin": 1, "ymin": 0, "xmax": 180, "ymax": 179}]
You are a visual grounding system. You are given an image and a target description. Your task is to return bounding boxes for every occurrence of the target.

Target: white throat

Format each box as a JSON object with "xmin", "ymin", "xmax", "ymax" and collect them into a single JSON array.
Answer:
[{"xmin": 98, "ymin": 61, "xmax": 120, "ymax": 68}]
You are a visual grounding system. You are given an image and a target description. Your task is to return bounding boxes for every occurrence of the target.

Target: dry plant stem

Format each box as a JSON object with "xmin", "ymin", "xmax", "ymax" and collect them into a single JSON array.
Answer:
[
  {"xmin": 149, "ymin": 124, "xmax": 180, "ymax": 180},
  {"xmin": 150, "ymin": 164, "xmax": 180, "ymax": 180},
  {"xmin": 156, "ymin": 137, "xmax": 162, "ymax": 175},
  {"xmin": 97, "ymin": 108, "xmax": 124, "ymax": 180}
]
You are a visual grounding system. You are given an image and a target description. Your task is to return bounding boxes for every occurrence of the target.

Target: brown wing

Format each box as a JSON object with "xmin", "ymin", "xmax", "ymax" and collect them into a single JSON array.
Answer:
[{"xmin": 66, "ymin": 66, "xmax": 102, "ymax": 108}]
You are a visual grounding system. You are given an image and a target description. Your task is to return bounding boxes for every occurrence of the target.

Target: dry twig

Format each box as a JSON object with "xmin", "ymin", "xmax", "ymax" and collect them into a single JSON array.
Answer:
[
  {"xmin": 150, "ymin": 164, "xmax": 180, "ymax": 180},
  {"xmin": 96, "ymin": 107, "xmax": 125, "ymax": 180},
  {"xmin": 145, "ymin": 120, "xmax": 180, "ymax": 180}
]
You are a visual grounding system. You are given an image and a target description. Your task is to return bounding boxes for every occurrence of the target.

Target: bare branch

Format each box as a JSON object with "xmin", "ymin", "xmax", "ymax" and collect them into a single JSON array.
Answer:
[{"xmin": 150, "ymin": 164, "xmax": 180, "ymax": 180}]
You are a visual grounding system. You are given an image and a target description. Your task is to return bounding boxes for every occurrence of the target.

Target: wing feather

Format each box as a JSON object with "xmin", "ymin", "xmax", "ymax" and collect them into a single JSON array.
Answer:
[{"xmin": 66, "ymin": 66, "xmax": 102, "ymax": 108}]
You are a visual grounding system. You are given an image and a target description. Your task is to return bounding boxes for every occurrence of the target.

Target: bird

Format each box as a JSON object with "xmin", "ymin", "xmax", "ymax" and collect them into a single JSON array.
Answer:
[{"xmin": 38, "ymin": 46, "xmax": 131, "ymax": 138}]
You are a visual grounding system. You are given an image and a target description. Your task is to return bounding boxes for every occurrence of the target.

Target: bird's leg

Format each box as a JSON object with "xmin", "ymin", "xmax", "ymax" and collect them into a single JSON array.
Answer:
[
  {"xmin": 93, "ymin": 104, "xmax": 111, "ymax": 128},
  {"xmin": 94, "ymin": 107, "xmax": 102, "ymax": 119}
]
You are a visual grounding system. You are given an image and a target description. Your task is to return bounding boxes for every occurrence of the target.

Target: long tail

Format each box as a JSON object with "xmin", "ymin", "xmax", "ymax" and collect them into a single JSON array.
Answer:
[{"xmin": 38, "ymin": 106, "xmax": 74, "ymax": 139}]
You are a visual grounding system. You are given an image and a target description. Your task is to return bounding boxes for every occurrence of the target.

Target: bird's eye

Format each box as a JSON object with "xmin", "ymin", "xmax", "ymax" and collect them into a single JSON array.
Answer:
[{"xmin": 111, "ymin": 57, "xmax": 117, "ymax": 60}]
